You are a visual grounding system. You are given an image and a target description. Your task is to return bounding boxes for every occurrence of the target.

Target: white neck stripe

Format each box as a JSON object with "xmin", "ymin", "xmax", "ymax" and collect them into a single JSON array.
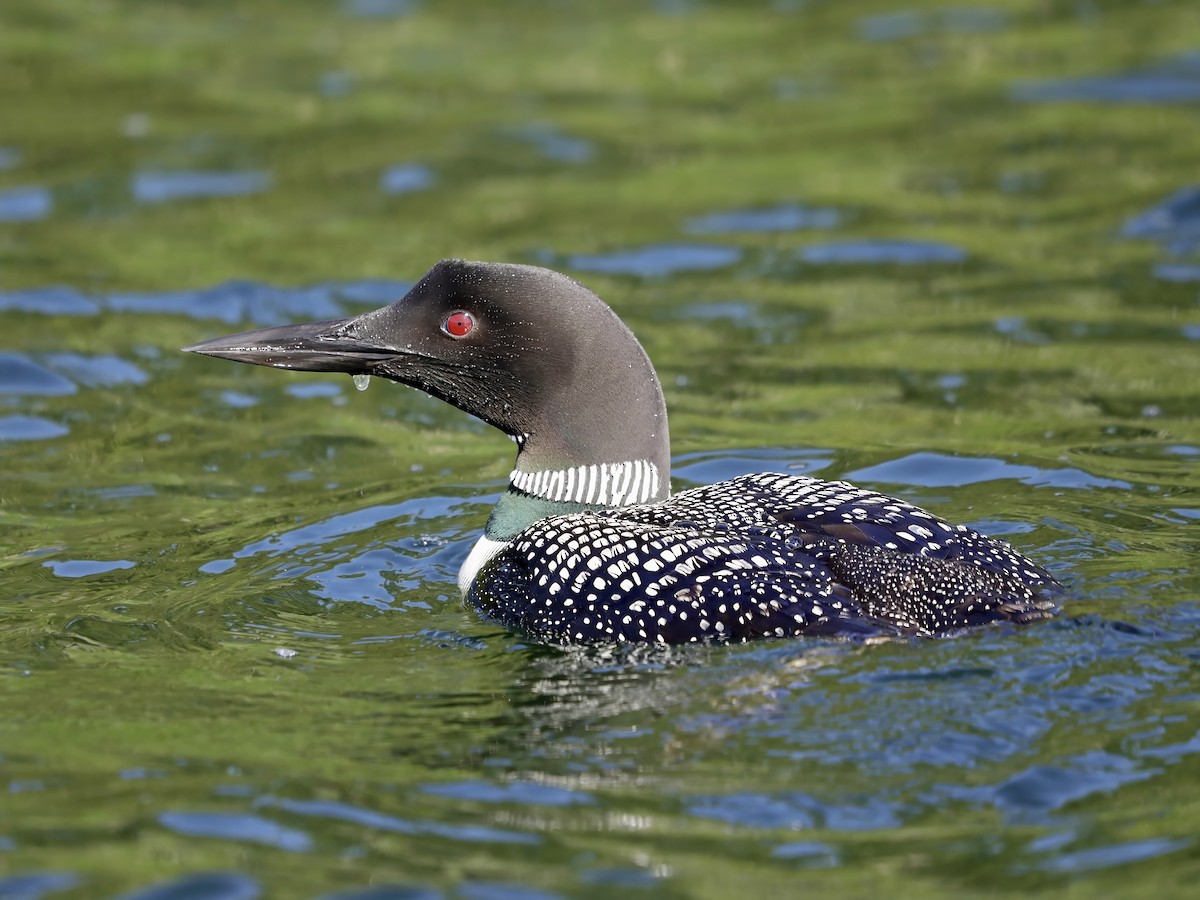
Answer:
[
  {"xmin": 510, "ymin": 460, "xmax": 660, "ymax": 506},
  {"xmin": 580, "ymin": 463, "xmax": 596, "ymax": 503}
]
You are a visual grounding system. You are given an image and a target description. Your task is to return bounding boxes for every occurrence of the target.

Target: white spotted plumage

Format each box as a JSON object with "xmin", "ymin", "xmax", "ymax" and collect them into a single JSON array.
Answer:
[{"xmin": 467, "ymin": 472, "xmax": 1061, "ymax": 644}]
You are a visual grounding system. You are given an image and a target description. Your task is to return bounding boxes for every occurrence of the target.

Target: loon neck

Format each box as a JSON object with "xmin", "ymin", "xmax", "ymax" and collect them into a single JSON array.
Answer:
[{"xmin": 484, "ymin": 450, "xmax": 670, "ymax": 541}]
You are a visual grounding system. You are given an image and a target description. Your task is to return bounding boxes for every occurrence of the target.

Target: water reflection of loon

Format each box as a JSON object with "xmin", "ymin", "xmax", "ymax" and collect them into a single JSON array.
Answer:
[{"xmin": 185, "ymin": 259, "xmax": 1061, "ymax": 644}]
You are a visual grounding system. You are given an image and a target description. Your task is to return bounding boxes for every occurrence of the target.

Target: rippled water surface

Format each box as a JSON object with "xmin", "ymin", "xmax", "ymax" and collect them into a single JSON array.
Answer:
[{"xmin": 2, "ymin": 1, "xmax": 1199, "ymax": 897}]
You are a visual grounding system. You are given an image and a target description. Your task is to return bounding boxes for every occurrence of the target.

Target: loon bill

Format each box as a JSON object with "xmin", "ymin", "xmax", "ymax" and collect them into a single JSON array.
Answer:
[{"xmin": 184, "ymin": 259, "xmax": 1061, "ymax": 644}]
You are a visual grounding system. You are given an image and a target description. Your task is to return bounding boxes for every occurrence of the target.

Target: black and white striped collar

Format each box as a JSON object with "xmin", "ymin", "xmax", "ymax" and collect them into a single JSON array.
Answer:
[{"xmin": 509, "ymin": 459, "xmax": 660, "ymax": 507}]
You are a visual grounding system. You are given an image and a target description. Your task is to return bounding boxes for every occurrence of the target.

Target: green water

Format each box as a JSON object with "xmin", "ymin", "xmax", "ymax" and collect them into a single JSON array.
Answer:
[{"xmin": 2, "ymin": 1, "xmax": 1200, "ymax": 897}]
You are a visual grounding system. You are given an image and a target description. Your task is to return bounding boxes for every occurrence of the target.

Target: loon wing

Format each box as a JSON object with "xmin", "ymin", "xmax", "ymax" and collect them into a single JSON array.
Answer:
[{"xmin": 628, "ymin": 473, "xmax": 1060, "ymax": 591}]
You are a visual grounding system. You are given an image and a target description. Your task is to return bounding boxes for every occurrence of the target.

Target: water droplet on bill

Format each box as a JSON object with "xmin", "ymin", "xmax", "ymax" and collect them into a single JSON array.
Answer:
[{"xmin": 352, "ymin": 373, "xmax": 371, "ymax": 392}]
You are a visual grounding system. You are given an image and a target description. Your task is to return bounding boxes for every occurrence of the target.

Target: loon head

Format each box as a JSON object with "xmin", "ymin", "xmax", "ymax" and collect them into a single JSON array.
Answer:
[{"xmin": 185, "ymin": 259, "xmax": 672, "ymax": 537}]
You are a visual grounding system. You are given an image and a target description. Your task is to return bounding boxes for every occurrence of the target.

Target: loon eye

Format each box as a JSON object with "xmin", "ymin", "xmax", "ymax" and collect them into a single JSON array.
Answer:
[{"xmin": 442, "ymin": 310, "xmax": 475, "ymax": 338}]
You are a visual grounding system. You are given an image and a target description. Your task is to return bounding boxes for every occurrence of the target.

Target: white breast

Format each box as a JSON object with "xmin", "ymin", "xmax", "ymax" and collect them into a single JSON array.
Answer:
[{"xmin": 458, "ymin": 534, "xmax": 511, "ymax": 596}]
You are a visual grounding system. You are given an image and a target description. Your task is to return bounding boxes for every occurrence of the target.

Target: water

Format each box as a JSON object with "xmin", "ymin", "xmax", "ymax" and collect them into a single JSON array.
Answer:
[
  {"xmin": 380, "ymin": 165, "xmax": 437, "ymax": 196},
  {"xmin": 130, "ymin": 172, "xmax": 273, "ymax": 206},
  {"xmin": 563, "ymin": 243, "xmax": 744, "ymax": 278},
  {"xmin": 2, "ymin": 1, "xmax": 1199, "ymax": 896}
]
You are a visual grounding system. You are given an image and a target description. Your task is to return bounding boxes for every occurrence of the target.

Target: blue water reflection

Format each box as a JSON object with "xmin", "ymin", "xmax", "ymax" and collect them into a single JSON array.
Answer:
[
  {"xmin": 106, "ymin": 279, "xmax": 410, "ymax": 325},
  {"xmin": 458, "ymin": 884, "xmax": 562, "ymax": 900},
  {"xmin": 847, "ymin": 451, "xmax": 1131, "ymax": 490},
  {"xmin": 1012, "ymin": 52, "xmax": 1200, "ymax": 104},
  {"xmin": 504, "ymin": 123, "xmax": 594, "ymax": 164},
  {"xmin": 158, "ymin": 811, "xmax": 312, "ymax": 852},
  {"xmin": 684, "ymin": 203, "xmax": 842, "ymax": 234},
  {"xmin": 1155, "ymin": 263, "xmax": 1200, "ymax": 282},
  {"xmin": 0, "ymin": 872, "xmax": 81, "ymax": 900},
  {"xmin": 0, "ymin": 415, "xmax": 69, "ymax": 442},
  {"xmin": 268, "ymin": 797, "xmax": 538, "ymax": 845},
  {"xmin": 771, "ymin": 841, "xmax": 839, "ymax": 866},
  {"xmin": 989, "ymin": 752, "xmax": 1150, "ymax": 815},
  {"xmin": 319, "ymin": 885, "xmax": 441, "ymax": 900},
  {"xmin": 341, "ymin": 0, "xmax": 418, "ymax": 18},
  {"xmin": 0, "ymin": 185, "xmax": 52, "ymax": 222},
  {"xmin": 566, "ymin": 243, "xmax": 742, "ymax": 277},
  {"xmin": 202, "ymin": 495, "xmax": 477, "ymax": 607},
  {"xmin": 319, "ymin": 70, "xmax": 354, "ymax": 98},
  {"xmin": 42, "ymin": 353, "xmax": 148, "ymax": 388},
  {"xmin": 0, "ymin": 286, "xmax": 98, "ymax": 315},
  {"xmin": 672, "ymin": 448, "xmax": 833, "ymax": 485},
  {"xmin": 131, "ymin": 171, "xmax": 272, "ymax": 204},
  {"xmin": 419, "ymin": 780, "xmax": 593, "ymax": 807},
  {"xmin": 381, "ymin": 164, "xmax": 436, "ymax": 195},
  {"xmin": 1035, "ymin": 838, "xmax": 1192, "ymax": 874},
  {"xmin": 1122, "ymin": 185, "xmax": 1200, "ymax": 256},
  {"xmin": 801, "ymin": 239, "xmax": 967, "ymax": 265},
  {"xmin": 42, "ymin": 559, "xmax": 137, "ymax": 578},
  {"xmin": 859, "ymin": 8, "xmax": 1007, "ymax": 42},
  {"xmin": 116, "ymin": 872, "xmax": 261, "ymax": 900},
  {"xmin": 0, "ymin": 354, "xmax": 77, "ymax": 396},
  {"xmin": 688, "ymin": 791, "xmax": 901, "ymax": 830}
]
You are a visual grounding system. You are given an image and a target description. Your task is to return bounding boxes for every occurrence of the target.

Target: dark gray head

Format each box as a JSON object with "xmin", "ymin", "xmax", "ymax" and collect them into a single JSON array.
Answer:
[{"xmin": 185, "ymin": 260, "xmax": 672, "ymax": 535}]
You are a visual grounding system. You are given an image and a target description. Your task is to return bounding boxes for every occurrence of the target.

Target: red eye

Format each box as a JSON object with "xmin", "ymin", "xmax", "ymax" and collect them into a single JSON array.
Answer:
[{"xmin": 442, "ymin": 310, "xmax": 474, "ymax": 338}]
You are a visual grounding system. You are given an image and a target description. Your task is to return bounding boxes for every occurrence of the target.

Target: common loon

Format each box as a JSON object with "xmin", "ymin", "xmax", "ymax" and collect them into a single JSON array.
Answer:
[{"xmin": 185, "ymin": 259, "xmax": 1060, "ymax": 643}]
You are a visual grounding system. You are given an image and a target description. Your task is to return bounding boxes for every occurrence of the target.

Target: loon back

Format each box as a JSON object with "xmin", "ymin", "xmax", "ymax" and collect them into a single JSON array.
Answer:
[{"xmin": 185, "ymin": 258, "xmax": 1061, "ymax": 644}]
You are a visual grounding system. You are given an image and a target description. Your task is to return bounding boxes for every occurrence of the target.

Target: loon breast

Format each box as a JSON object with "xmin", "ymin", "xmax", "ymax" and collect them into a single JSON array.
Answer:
[{"xmin": 467, "ymin": 473, "xmax": 1060, "ymax": 644}]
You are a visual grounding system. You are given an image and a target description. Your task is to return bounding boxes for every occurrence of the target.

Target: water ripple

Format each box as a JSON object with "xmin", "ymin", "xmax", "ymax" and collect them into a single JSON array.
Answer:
[
  {"xmin": 565, "ymin": 244, "xmax": 742, "ymax": 278},
  {"xmin": 42, "ymin": 559, "xmax": 137, "ymax": 578},
  {"xmin": 116, "ymin": 872, "xmax": 261, "ymax": 900},
  {"xmin": 504, "ymin": 123, "xmax": 594, "ymax": 164},
  {"xmin": 341, "ymin": 0, "xmax": 418, "ymax": 18},
  {"xmin": 684, "ymin": 203, "xmax": 842, "ymax": 234},
  {"xmin": 1012, "ymin": 53, "xmax": 1200, "ymax": 105},
  {"xmin": 0, "ymin": 354, "xmax": 77, "ymax": 396},
  {"xmin": 269, "ymin": 797, "xmax": 539, "ymax": 845},
  {"xmin": 0, "ymin": 185, "xmax": 52, "ymax": 222},
  {"xmin": 1122, "ymin": 185, "xmax": 1200, "ymax": 255},
  {"xmin": 1035, "ymin": 837, "xmax": 1192, "ymax": 873},
  {"xmin": 41, "ymin": 353, "xmax": 148, "ymax": 388},
  {"xmin": 0, "ymin": 286, "xmax": 97, "ymax": 315},
  {"xmin": 106, "ymin": 279, "xmax": 411, "ymax": 325},
  {"xmin": 846, "ymin": 451, "xmax": 1131, "ymax": 490},
  {"xmin": 0, "ymin": 872, "xmax": 81, "ymax": 900},
  {"xmin": 800, "ymin": 239, "xmax": 967, "ymax": 265},
  {"xmin": 686, "ymin": 790, "xmax": 902, "ymax": 831},
  {"xmin": 131, "ymin": 171, "xmax": 272, "ymax": 204},
  {"xmin": 381, "ymin": 164, "xmax": 436, "ymax": 195},
  {"xmin": 0, "ymin": 414, "xmax": 69, "ymax": 442},
  {"xmin": 157, "ymin": 811, "xmax": 312, "ymax": 852},
  {"xmin": 859, "ymin": 8, "xmax": 1007, "ymax": 42},
  {"xmin": 419, "ymin": 779, "xmax": 594, "ymax": 807}
]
